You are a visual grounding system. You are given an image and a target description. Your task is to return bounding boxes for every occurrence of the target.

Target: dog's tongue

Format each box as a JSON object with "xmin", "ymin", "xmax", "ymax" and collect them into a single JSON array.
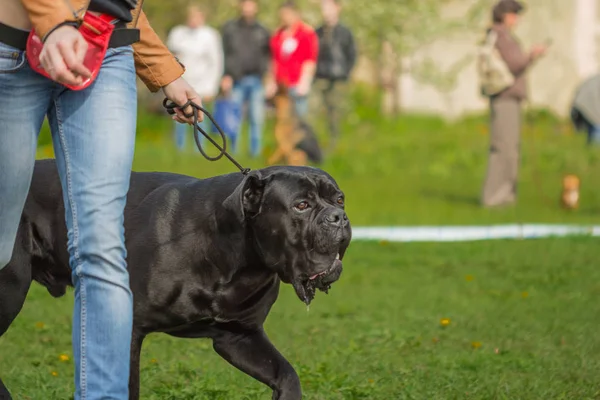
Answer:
[
  {"xmin": 309, "ymin": 271, "xmax": 325, "ymax": 280},
  {"xmin": 309, "ymin": 253, "xmax": 340, "ymax": 280}
]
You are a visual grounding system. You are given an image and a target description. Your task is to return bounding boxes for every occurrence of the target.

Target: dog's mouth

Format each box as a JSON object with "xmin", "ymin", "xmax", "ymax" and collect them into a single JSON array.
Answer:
[{"xmin": 293, "ymin": 253, "xmax": 343, "ymax": 305}]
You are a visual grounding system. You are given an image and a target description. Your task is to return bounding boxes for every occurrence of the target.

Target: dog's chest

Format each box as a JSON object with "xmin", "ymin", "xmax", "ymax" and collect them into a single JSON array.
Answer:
[{"xmin": 207, "ymin": 275, "xmax": 280, "ymax": 324}]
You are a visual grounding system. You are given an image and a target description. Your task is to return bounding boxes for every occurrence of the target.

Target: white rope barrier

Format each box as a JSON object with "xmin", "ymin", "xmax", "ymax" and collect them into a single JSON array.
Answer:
[{"xmin": 350, "ymin": 224, "xmax": 600, "ymax": 242}]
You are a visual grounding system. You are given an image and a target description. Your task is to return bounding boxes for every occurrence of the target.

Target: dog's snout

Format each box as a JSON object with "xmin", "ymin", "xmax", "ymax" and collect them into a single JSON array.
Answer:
[{"xmin": 325, "ymin": 209, "xmax": 348, "ymax": 227}]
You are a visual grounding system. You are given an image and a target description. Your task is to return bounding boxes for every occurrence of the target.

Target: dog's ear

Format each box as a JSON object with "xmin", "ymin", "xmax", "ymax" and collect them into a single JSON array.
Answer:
[{"xmin": 223, "ymin": 171, "xmax": 266, "ymax": 220}]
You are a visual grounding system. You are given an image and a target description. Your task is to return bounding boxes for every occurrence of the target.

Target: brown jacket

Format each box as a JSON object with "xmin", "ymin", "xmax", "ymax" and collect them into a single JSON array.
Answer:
[
  {"xmin": 20, "ymin": 0, "xmax": 184, "ymax": 92},
  {"xmin": 493, "ymin": 24, "xmax": 533, "ymax": 101}
]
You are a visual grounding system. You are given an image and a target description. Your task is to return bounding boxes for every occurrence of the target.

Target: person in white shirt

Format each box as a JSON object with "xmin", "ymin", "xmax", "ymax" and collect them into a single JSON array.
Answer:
[{"xmin": 167, "ymin": 5, "xmax": 224, "ymax": 152}]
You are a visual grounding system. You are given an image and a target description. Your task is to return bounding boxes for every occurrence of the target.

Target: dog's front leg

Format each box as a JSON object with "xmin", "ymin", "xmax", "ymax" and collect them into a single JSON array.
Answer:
[
  {"xmin": 212, "ymin": 328, "xmax": 301, "ymax": 400},
  {"xmin": 0, "ymin": 377, "xmax": 12, "ymax": 399}
]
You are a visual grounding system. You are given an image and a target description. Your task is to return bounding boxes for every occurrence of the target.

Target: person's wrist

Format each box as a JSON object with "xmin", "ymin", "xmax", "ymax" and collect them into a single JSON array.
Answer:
[
  {"xmin": 161, "ymin": 75, "xmax": 184, "ymax": 92},
  {"xmin": 43, "ymin": 21, "xmax": 80, "ymax": 43},
  {"xmin": 174, "ymin": 56, "xmax": 185, "ymax": 70}
]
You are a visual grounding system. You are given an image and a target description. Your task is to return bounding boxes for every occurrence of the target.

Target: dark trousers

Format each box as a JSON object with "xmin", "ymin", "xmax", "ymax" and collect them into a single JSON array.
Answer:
[{"xmin": 314, "ymin": 78, "xmax": 348, "ymax": 147}]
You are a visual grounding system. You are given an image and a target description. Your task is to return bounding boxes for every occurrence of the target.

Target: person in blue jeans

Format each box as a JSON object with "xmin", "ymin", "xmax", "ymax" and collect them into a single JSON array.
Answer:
[
  {"xmin": 0, "ymin": 0, "xmax": 201, "ymax": 398},
  {"xmin": 221, "ymin": 0, "xmax": 271, "ymax": 157},
  {"xmin": 167, "ymin": 5, "xmax": 223, "ymax": 153}
]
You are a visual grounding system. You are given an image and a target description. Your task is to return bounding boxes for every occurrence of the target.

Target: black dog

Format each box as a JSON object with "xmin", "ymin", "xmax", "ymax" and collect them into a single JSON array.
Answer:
[{"xmin": 0, "ymin": 159, "xmax": 351, "ymax": 400}]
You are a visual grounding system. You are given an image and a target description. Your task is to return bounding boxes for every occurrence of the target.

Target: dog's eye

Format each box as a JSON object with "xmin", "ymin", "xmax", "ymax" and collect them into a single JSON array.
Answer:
[
  {"xmin": 295, "ymin": 201, "xmax": 310, "ymax": 211},
  {"xmin": 336, "ymin": 197, "xmax": 344, "ymax": 206}
]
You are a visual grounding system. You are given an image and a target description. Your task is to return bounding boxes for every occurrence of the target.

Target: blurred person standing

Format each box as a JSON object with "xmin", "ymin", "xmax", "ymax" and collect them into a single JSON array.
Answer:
[
  {"xmin": 314, "ymin": 0, "xmax": 356, "ymax": 150},
  {"xmin": 221, "ymin": 0, "xmax": 271, "ymax": 158},
  {"xmin": 480, "ymin": 0, "xmax": 547, "ymax": 207},
  {"xmin": 571, "ymin": 73, "xmax": 600, "ymax": 146},
  {"xmin": 267, "ymin": 1, "xmax": 318, "ymax": 118},
  {"xmin": 168, "ymin": 5, "xmax": 223, "ymax": 152}
]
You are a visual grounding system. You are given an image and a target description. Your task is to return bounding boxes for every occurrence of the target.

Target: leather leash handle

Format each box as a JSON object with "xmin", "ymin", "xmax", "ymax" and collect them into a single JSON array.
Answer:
[{"xmin": 163, "ymin": 98, "xmax": 250, "ymax": 175}]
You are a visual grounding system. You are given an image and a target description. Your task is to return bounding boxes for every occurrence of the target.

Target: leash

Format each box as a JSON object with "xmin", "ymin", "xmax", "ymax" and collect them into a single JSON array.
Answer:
[{"xmin": 163, "ymin": 98, "xmax": 251, "ymax": 175}]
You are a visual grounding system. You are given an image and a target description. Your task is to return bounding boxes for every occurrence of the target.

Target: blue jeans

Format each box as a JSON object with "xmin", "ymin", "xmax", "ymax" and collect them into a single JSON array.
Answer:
[
  {"xmin": 173, "ymin": 100, "xmax": 213, "ymax": 152},
  {"xmin": 231, "ymin": 75, "xmax": 265, "ymax": 157},
  {"xmin": 289, "ymin": 87, "xmax": 309, "ymax": 118},
  {"xmin": 586, "ymin": 123, "xmax": 600, "ymax": 145},
  {"xmin": 0, "ymin": 42, "xmax": 136, "ymax": 399}
]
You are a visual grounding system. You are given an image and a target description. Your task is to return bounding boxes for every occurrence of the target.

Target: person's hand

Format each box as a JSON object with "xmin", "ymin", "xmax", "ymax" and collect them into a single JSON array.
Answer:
[
  {"xmin": 162, "ymin": 77, "xmax": 203, "ymax": 124},
  {"xmin": 530, "ymin": 44, "xmax": 547, "ymax": 59},
  {"xmin": 265, "ymin": 80, "xmax": 278, "ymax": 99},
  {"xmin": 40, "ymin": 25, "xmax": 92, "ymax": 86},
  {"xmin": 221, "ymin": 75, "xmax": 233, "ymax": 93},
  {"xmin": 295, "ymin": 80, "xmax": 311, "ymax": 97}
]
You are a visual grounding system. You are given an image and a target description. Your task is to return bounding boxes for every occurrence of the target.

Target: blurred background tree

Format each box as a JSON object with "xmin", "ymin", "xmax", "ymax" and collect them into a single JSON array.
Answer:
[{"xmin": 141, "ymin": 0, "xmax": 490, "ymax": 115}]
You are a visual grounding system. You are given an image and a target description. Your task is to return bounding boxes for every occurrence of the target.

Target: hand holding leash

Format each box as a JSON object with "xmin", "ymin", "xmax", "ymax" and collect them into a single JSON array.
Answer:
[
  {"xmin": 162, "ymin": 77, "xmax": 202, "ymax": 125},
  {"xmin": 163, "ymin": 98, "xmax": 250, "ymax": 175}
]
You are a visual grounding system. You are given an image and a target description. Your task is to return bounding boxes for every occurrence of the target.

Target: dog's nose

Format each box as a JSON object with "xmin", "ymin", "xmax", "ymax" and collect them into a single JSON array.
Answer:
[{"xmin": 325, "ymin": 209, "xmax": 348, "ymax": 227}]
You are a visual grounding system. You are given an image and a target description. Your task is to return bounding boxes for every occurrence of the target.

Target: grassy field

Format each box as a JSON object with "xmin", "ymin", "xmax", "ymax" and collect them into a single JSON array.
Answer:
[
  {"xmin": 2, "ymin": 91, "xmax": 600, "ymax": 399},
  {"xmin": 3, "ymin": 238, "xmax": 600, "ymax": 399}
]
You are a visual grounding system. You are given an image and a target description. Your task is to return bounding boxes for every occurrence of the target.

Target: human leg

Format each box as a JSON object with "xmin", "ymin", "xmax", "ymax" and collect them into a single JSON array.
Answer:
[
  {"xmin": 0, "ymin": 42, "xmax": 50, "ymax": 270},
  {"xmin": 0, "ymin": 40, "xmax": 51, "ymax": 400},
  {"xmin": 289, "ymin": 87, "xmax": 309, "ymax": 119},
  {"xmin": 47, "ymin": 46, "xmax": 137, "ymax": 400},
  {"xmin": 174, "ymin": 120, "xmax": 188, "ymax": 151},
  {"xmin": 247, "ymin": 76, "xmax": 266, "ymax": 158},
  {"xmin": 481, "ymin": 97, "xmax": 521, "ymax": 207},
  {"xmin": 230, "ymin": 79, "xmax": 247, "ymax": 155}
]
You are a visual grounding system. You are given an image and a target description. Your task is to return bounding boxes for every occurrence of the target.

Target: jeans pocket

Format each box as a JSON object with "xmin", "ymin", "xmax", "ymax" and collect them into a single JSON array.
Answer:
[{"xmin": 0, "ymin": 43, "xmax": 26, "ymax": 74}]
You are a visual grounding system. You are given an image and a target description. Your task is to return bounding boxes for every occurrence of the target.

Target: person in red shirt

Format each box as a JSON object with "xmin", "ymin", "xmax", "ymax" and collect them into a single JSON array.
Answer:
[{"xmin": 267, "ymin": 1, "xmax": 318, "ymax": 117}]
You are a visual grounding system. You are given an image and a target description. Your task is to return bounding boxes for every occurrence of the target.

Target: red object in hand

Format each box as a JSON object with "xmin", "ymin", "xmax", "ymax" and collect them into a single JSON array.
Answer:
[{"xmin": 26, "ymin": 13, "xmax": 115, "ymax": 91}]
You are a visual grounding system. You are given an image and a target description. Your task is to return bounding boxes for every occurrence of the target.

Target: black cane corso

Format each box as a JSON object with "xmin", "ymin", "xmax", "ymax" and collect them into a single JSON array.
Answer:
[{"xmin": 0, "ymin": 159, "xmax": 351, "ymax": 400}]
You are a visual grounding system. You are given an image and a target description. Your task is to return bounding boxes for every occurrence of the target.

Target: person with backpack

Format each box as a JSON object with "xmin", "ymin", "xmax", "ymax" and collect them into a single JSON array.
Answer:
[{"xmin": 478, "ymin": 0, "xmax": 547, "ymax": 207}]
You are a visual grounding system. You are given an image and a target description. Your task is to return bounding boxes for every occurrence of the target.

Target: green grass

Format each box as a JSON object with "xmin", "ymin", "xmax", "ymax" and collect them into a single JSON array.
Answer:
[
  {"xmin": 3, "ymin": 238, "xmax": 600, "ymax": 399},
  {"xmin": 4, "ymin": 88, "xmax": 600, "ymax": 398},
  {"xmin": 38, "ymin": 87, "xmax": 600, "ymax": 226}
]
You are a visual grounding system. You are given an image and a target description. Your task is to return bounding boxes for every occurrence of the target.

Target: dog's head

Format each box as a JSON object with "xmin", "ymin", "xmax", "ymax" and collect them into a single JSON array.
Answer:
[
  {"xmin": 563, "ymin": 174, "xmax": 580, "ymax": 190},
  {"xmin": 224, "ymin": 167, "xmax": 352, "ymax": 305}
]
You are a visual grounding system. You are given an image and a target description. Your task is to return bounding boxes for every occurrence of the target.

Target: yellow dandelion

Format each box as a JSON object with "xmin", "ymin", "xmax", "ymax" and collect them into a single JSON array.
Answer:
[
  {"xmin": 522, "ymin": 291, "xmax": 529, "ymax": 298},
  {"xmin": 51, "ymin": 371, "xmax": 58, "ymax": 377},
  {"xmin": 440, "ymin": 318, "xmax": 451, "ymax": 327},
  {"xmin": 59, "ymin": 354, "xmax": 69, "ymax": 362},
  {"xmin": 150, "ymin": 358, "xmax": 157, "ymax": 364},
  {"xmin": 471, "ymin": 341, "xmax": 482, "ymax": 349},
  {"xmin": 379, "ymin": 240, "xmax": 389, "ymax": 246},
  {"xmin": 465, "ymin": 275, "xmax": 474, "ymax": 282},
  {"xmin": 35, "ymin": 322, "xmax": 45, "ymax": 329},
  {"xmin": 43, "ymin": 146, "xmax": 54, "ymax": 158},
  {"xmin": 368, "ymin": 379, "xmax": 375, "ymax": 384}
]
